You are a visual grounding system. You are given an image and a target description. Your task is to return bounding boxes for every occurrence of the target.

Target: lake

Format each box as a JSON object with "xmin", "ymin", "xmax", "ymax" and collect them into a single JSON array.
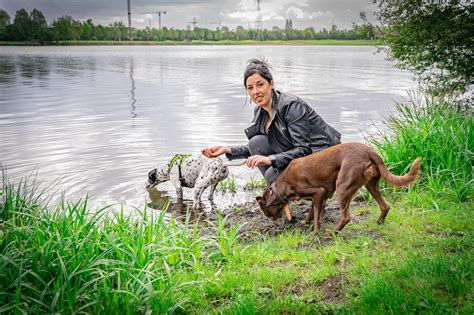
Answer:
[{"xmin": 0, "ymin": 45, "xmax": 416, "ymax": 210}]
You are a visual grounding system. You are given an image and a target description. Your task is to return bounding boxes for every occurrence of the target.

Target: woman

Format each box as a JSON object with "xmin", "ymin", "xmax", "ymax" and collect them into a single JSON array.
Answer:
[{"xmin": 201, "ymin": 58, "xmax": 341, "ymax": 185}]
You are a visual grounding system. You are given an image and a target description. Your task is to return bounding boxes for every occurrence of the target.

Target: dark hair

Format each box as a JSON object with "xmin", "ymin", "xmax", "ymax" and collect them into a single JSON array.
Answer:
[{"xmin": 243, "ymin": 58, "xmax": 273, "ymax": 86}]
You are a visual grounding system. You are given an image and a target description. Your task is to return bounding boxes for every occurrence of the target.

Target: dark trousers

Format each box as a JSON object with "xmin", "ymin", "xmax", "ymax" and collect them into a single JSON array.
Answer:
[{"xmin": 248, "ymin": 135, "xmax": 280, "ymax": 185}]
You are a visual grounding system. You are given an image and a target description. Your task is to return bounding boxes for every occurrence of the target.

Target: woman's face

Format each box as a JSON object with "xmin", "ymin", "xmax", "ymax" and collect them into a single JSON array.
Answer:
[{"xmin": 246, "ymin": 73, "xmax": 274, "ymax": 108}]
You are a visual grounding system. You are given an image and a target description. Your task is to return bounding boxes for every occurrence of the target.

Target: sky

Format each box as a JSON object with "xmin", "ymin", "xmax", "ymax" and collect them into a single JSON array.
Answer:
[{"xmin": 0, "ymin": 0, "xmax": 378, "ymax": 30}]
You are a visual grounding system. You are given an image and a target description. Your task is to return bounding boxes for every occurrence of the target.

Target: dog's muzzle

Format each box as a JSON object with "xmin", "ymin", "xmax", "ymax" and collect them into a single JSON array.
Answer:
[{"xmin": 146, "ymin": 168, "xmax": 158, "ymax": 189}]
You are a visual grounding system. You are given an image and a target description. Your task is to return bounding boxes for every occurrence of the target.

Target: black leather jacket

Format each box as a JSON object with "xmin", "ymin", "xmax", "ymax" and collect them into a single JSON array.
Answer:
[{"xmin": 227, "ymin": 90, "xmax": 341, "ymax": 172}]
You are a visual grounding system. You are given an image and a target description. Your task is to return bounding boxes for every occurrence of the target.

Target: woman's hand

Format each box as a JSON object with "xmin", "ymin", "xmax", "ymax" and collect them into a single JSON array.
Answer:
[
  {"xmin": 201, "ymin": 146, "xmax": 231, "ymax": 158},
  {"xmin": 246, "ymin": 155, "xmax": 272, "ymax": 169}
]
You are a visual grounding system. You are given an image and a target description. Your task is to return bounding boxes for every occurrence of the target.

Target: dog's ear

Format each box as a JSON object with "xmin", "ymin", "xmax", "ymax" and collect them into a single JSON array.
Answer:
[
  {"xmin": 267, "ymin": 185, "xmax": 273, "ymax": 196},
  {"xmin": 148, "ymin": 168, "xmax": 157, "ymax": 177},
  {"xmin": 256, "ymin": 196, "xmax": 264, "ymax": 207}
]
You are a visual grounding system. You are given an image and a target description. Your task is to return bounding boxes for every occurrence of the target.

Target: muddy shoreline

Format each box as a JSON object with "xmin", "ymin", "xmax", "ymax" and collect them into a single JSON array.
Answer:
[{"xmin": 148, "ymin": 188, "xmax": 375, "ymax": 243}]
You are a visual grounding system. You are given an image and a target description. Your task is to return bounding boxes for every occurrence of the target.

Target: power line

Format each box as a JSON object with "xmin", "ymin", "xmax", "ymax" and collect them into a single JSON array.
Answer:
[
  {"xmin": 188, "ymin": 17, "xmax": 198, "ymax": 29},
  {"xmin": 255, "ymin": 0, "xmax": 263, "ymax": 30},
  {"xmin": 141, "ymin": 11, "xmax": 167, "ymax": 29},
  {"xmin": 127, "ymin": 0, "xmax": 131, "ymax": 28}
]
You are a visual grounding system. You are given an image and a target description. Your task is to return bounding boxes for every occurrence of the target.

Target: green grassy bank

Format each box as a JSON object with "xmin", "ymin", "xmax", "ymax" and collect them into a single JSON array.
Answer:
[
  {"xmin": 0, "ymin": 39, "xmax": 380, "ymax": 46},
  {"xmin": 0, "ymin": 96, "xmax": 472, "ymax": 313}
]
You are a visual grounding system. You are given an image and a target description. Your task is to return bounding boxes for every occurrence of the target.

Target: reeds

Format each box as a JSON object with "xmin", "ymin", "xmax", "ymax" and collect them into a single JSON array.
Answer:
[
  {"xmin": 368, "ymin": 95, "xmax": 473, "ymax": 202},
  {"xmin": 0, "ymin": 176, "xmax": 244, "ymax": 313}
]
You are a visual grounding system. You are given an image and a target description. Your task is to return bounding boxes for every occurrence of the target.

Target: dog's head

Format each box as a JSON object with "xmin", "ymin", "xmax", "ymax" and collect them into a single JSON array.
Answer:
[
  {"xmin": 146, "ymin": 166, "xmax": 170, "ymax": 189},
  {"xmin": 256, "ymin": 186, "xmax": 285, "ymax": 221}
]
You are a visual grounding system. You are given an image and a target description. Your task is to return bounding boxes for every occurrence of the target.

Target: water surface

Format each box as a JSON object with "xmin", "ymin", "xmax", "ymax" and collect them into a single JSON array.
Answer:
[{"xmin": 0, "ymin": 45, "xmax": 416, "ymax": 210}]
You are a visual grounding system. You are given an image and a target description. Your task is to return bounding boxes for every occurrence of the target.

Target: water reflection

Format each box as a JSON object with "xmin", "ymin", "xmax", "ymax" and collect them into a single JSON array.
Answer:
[
  {"xmin": 18, "ymin": 56, "xmax": 50, "ymax": 83},
  {"xmin": 146, "ymin": 186, "xmax": 208, "ymax": 223},
  {"xmin": 0, "ymin": 56, "xmax": 16, "ymax": 84},
  {"xmin": 129, "ymin": 58, "xmax": 137, "ymax": 118}
]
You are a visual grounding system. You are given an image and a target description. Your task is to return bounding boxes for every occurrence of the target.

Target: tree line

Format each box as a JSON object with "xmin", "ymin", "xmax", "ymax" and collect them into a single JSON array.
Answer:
[{"xmin": 0, "ymin": 8, "xmax": 379, "ymax": 43}]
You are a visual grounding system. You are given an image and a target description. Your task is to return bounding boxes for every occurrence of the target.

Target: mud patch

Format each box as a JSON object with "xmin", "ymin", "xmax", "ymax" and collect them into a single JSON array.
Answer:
[
  {"xmin": 281, "ymin": 273, "xmax": 347, "ymax": 305},
  {"xmin": 219, "ymin": 199, "xmax": 373, "ymax": 241},
  {"xmin": 318, "ymin": 274, "xmax": 347, "ymax": 303},
  {"xmin": 147, "ymin": 187, "xmax": 375, "ymax": 242},
  {"xmin": 155, "ymin": 200, "xmax": 372, "ymax": 243}
]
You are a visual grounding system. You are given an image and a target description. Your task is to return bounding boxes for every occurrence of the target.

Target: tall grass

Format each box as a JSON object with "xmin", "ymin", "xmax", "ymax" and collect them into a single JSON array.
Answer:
[
  {"xmin": 368, "ymin": 96, "xmax": 473, "ymax": 202},
  {"xmin": 0, "ymin": 176, "xmax": 244, "ymax": 313}
]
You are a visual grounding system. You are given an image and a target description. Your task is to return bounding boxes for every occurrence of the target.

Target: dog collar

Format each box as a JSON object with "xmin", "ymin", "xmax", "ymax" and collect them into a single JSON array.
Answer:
[
  {"xmin": 270, "ymin": 182, "xmax": 286, "ymax": 204},
  {"xmin": 169, "ymin": 154, "xmax": 192, "ymax": 187},
  {"xmin": 269, "ymin": 183, "xmax": 292, "ymax": 221}
]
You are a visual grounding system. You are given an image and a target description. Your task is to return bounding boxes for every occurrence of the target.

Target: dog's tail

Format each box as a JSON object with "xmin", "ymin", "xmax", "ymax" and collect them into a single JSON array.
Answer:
[
  {"xmin": 223, "ymin": 159, "xmax": 247, "ymax": 167},
  {"xmin": 369, "ymin": 151, "xmax": 422, "ymax": 188}
]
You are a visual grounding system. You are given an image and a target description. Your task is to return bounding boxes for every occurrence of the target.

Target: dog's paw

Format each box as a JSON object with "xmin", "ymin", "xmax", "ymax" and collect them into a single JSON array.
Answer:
[
  {"xmin": 324, "ymin": 229, "xmax": 340, "ymax": 237},
  {"xmin": 376, "ymin": 218, "xmax": 385, "ymax": 225}
]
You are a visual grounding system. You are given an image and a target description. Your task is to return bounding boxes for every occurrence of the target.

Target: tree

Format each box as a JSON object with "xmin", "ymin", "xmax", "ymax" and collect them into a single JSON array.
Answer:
[
  {"xmin": 303, "ymin": 27, "xmax": 316, "ymax": 40},
  {"xmin": 30, "ymin": 8, "xmax": 51, "ymax": 42},
  {"xmin": 52, "ymin": 15, "xmax": 76, "ymax": 40},
  {"xmin": 235, "ymin": 26, "xmax": 245, "ymax": 40},
  {"xmin": 112, "ymin": 21, "xmax": 127, "ymax": 40},
  {"xmin": 11, "ymin": 8, "xmax": 32, "ymax": 40},
  {"xmin": 370, "ymin": 0, "xmax": 473, "ymax": 94},
  {"xmin": 221, "ymin": 26, "xmax": 230, "ymax": 40},
  {"xmin": 30, "ymin": 8, "xmax": 46, "ymax": 27},
  {"xmin": 0, "ymin": 9, "xmax": 11, "ymax": 40},
  {"xmin": 80, "ymin": 19, "xmax": 94, "ymax": 40}
]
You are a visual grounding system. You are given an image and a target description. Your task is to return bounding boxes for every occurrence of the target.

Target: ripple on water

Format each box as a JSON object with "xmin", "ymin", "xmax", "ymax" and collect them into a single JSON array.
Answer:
[{"xmin": 0, "ymin": 46, "xmax": 416, "ymax": 211}]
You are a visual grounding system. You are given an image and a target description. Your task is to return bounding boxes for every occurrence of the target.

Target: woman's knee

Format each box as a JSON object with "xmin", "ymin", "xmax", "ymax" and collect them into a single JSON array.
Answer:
[{"xmin": 248, "ymin": 135, "xmax": 273, "ymax": 156}]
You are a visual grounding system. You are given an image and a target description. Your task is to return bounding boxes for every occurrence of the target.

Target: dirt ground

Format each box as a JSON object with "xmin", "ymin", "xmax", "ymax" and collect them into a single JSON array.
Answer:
[
  {"xmin": 215, "ymin": 198, "xmax": 372, "ymax": 241},
  {"xmin": 147, "ymin": 187, "xmax": 374, "ymax": 242}
]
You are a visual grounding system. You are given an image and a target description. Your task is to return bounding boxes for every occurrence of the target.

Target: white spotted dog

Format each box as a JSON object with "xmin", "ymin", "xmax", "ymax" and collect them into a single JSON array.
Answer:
[{"xmin": 147, "ymin": 154, "xmax": 246, "ymax": 209}]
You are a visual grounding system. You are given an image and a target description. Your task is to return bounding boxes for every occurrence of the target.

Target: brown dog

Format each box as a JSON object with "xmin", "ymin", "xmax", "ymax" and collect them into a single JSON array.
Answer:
[{"xmin": 256, "ymin": 143, "xmax": 421, "ymax": 233}]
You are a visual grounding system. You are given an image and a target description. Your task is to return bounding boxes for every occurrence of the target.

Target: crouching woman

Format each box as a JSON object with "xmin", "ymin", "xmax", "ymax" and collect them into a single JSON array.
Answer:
[{"xmin": 202, "ymin": 58, "xmax": 341, "ymax": 185}]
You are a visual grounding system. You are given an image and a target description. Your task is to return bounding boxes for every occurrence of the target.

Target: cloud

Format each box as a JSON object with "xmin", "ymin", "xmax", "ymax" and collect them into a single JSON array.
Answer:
[
  {"xmin": 1, "ymin": 0, "xmax": 376, "ymax": 30},
  {"xmin": 286, "ymin": 7, "xmax": 305, "ymax": 19},
  {"xmin": 227, "ymin": 0, "xmax": 312, "ymax": 24}
]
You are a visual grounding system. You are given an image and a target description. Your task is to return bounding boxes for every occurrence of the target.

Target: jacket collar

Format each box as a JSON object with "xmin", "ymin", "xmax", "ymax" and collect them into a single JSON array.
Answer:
[
  {"xmin": 254, "ymin": 89, "xmax": 281, "ymax": 123},
  {"xmin": 271, "ymin": 89, "xmax": 281, "ymax": 119}
]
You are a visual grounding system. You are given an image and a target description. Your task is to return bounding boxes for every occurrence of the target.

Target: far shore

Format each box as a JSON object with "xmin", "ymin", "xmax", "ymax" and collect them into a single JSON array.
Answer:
[{"xmin": 0, "ymin": 39, "xmax": 381, "ymax": 46}]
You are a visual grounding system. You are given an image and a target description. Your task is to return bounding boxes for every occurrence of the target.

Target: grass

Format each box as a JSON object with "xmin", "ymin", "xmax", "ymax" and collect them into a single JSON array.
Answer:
[
  {"xmin": 244, "ymin": 176, "xmax": 267, "ymax": 190},
  {"xmin": 367, "ymin": 94, "xmax": 473, "ymax": 203},
  {"xmin": 1, "ymin": 95, "xmax": 472, "ymax": 313},
  {"xmin": 218, "ymin": 175, "xmax": 237, "ymax": 193},
  {"xmin": 1, "ymin": 179, "xmax": 472, "ymax": 313},
  {"xmin": 0, "ymin": 183, "xmax": 198, "ymax": 313}
]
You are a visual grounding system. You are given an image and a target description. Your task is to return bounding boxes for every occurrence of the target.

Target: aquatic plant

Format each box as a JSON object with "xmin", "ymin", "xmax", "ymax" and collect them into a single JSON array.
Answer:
[
  {"xmin": 218, "ymin": 175, "xmax": 237, "ymax": 193},
  {"xmin": 244, "ymin": 176, "xmax": 267, "ymax": 190}
]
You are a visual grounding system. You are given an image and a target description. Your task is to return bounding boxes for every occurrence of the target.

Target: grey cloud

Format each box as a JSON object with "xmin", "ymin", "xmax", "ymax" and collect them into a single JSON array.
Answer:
[{"xmin": 0, "ymin": 0, "xmax": 376, "ymax": 30}]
